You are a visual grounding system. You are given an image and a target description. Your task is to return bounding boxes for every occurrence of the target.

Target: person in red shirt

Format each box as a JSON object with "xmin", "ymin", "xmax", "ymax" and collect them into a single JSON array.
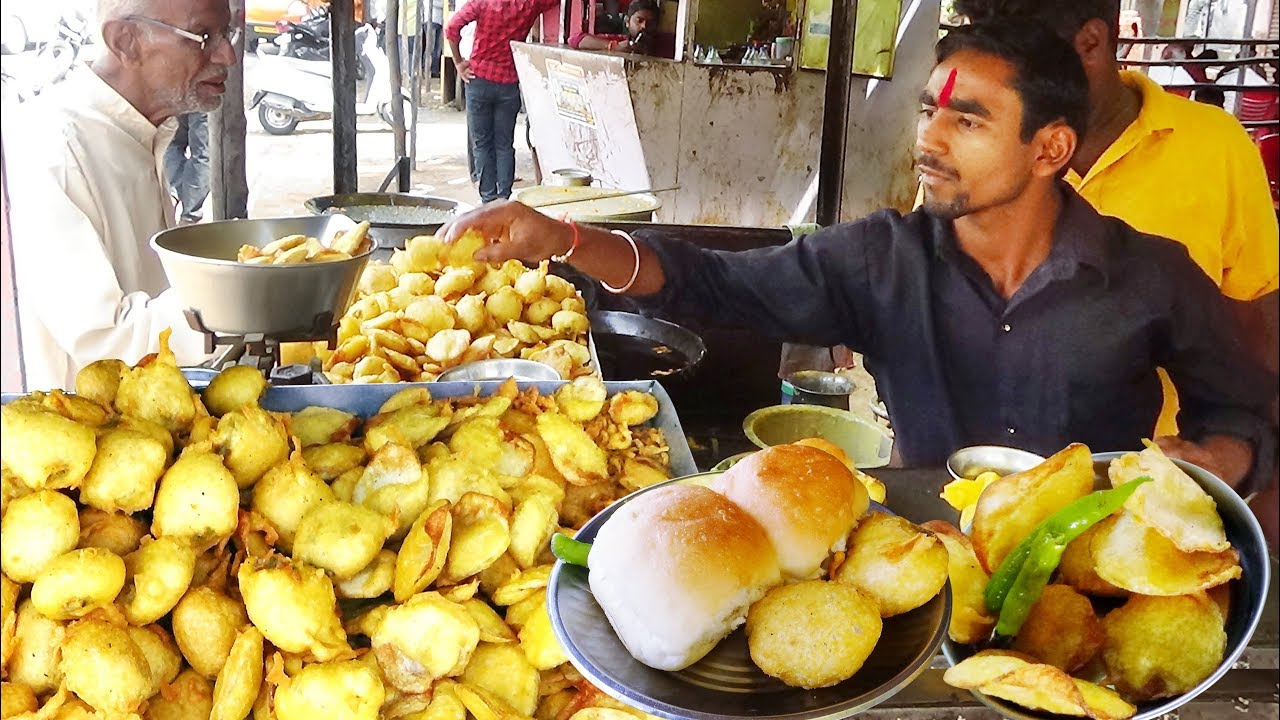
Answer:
[
  {"xmin": 568, "ymin": 0, "xmax": 659, "ymax": 54},
  {"xmin": 446, "ymin": 0, "xmax": 558, "ymax": 202}
]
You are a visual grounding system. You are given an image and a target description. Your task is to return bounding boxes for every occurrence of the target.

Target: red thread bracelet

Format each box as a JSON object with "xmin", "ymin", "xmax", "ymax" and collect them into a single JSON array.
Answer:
[{"xmin": 552, "ymin": 220, "xmax": 580, "ymax": 263}]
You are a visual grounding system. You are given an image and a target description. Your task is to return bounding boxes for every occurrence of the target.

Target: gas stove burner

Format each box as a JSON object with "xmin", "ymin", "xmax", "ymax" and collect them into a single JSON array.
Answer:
[{"xmin": 184, "ymin": 309, "xmax": 337, "ymax": 386}]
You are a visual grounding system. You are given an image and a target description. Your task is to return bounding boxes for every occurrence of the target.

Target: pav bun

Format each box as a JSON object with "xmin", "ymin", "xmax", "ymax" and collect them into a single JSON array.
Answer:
[
  {"xmin": 712, "ymin": 444, "xmax": 868, "ymax": 579},
  {"xmin": 588, "ymin": 484, "xmax": 782, "ymax": 671}
]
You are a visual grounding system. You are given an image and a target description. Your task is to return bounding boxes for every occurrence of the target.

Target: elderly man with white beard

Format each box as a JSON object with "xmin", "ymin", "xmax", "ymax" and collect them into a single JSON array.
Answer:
[{"xmin": 4, "ymin": 0, "xmax": 237, "ymax": 391}]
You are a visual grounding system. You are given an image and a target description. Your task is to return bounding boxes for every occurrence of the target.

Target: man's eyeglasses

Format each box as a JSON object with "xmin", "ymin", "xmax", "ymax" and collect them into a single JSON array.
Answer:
[{"xmin": 127, "ymin": 16, "xmax": 242, "ymax": 52}]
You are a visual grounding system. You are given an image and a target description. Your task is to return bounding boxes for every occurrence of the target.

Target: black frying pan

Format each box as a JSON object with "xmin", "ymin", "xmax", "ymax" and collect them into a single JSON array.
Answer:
[{"xmin": 588, "ymin": 311, "xmax": 707, "ymax": 380}]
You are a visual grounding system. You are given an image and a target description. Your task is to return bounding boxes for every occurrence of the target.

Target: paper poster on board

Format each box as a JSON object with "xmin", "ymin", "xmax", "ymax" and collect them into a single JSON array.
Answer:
[
  {"xmin": 799, "ymin": 0, "xmax": 902, "ymax": 77},
  {"xmin": 546, "ymin": 59, "xmax": 598, "ymax": 128}
]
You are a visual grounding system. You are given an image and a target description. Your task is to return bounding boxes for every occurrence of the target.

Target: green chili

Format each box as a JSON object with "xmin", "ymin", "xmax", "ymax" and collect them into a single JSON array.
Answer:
[
  {"xmin": 987, "ymin": 476, "xmax": 1152, "ymax": 637},
  {"xmin": 551, "ymin": 533, "xmax": 592, "ymax": 567}
]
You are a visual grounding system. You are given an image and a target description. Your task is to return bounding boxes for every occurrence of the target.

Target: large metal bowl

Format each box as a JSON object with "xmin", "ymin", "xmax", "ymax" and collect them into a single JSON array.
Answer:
[
  {"xmin": 304, "ymin": 193, "xmax": 473, "ymax": 250},
  {"xmin": 549, "ymin": 471, "xmax": 950, "ymax": 720},
  {"xmin": 151, "ymin": 215, "xmax": 371, "ymax": 337},
  {"xmin": 743, "ymin": 404, "xmax": 893, "ymax": 469},
  {"xmin": 941, "ymin": 453, "xmax": 1271, "ymax": 720},
  {"xmin": 435, "ymin": 359, "xmax": 562, "ymax": 383}
]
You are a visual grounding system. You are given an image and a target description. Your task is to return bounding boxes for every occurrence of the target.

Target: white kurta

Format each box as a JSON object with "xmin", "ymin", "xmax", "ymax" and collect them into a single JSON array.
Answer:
[{"xmin": 5, "ymin": 67, "xmax": 209, "ymax": 392}]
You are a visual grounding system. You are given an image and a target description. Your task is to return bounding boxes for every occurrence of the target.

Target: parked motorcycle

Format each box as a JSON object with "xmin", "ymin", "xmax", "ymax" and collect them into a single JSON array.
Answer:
[
  {"xmin": 5, "ymin": 8, "xmax": 92, "ymax": 103},
  {"xmin": 250, "ymin": 23, "xmax": 409, "ymax": 135},
  {"xmin": 274, "ymin": 4, "xmax": 330, "ymax": 62}
]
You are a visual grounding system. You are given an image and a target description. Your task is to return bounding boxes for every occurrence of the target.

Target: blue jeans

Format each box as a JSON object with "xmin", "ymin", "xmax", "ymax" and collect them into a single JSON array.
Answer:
[
  {"xmin": 164, "ymin": 113, "xmax": 210, "ymax": 221},
  {"xmin": 466, "ymin": 77, "xmax": 522, "ymax": 203}
]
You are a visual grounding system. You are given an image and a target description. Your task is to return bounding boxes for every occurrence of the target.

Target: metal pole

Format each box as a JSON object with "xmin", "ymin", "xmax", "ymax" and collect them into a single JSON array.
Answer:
[
  {"xmin": 411, "ymin": 0, "xmax": 425, "ymax": 165},
  {"xmin": 815, "ymin": 0, "xmax": 858, "ymax": 226},
  {"xmin": 331, "ymin": 0, "xmax": 359, "ymax": 193},
  {"xmin": 210, "ymin": 0, "xmax": 248, "ymax": 219},
  {"xmin": 386, "ymin": 0, "xmax": 410, "ymax": 191}
]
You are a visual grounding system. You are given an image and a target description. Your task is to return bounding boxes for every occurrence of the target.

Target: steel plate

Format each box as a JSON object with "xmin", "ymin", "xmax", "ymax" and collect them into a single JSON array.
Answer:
[
  {"xmin": 549, "ymin": 473, "xmax": 951, "ymax": 720},
  {"xmin": 940, "ymin": 452, "xmax": 1271, "ymax": 720}
]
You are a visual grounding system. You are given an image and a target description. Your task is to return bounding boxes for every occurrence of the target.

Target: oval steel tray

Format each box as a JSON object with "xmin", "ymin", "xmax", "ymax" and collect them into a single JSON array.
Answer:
[{"xmin": 549, "ymin": 472, "xmax": 951, "ymax": 720}]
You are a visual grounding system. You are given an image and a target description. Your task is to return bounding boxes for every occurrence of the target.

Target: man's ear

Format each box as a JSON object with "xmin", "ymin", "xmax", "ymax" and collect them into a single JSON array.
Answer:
[
  {"xmin": 1072, "ymin": 18, "xmax": 1113, "ymax": 70},
  {"xmin": 101, "ymin": 19, "xmax": 144, "ymax": 64},
  {"xmin": 1032, "ymin": 122, "xmax": 1077, "ymax": 178}
]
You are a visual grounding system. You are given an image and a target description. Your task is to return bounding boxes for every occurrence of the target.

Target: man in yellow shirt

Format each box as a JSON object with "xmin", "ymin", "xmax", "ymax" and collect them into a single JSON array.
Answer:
[{"xmin": 956, "ymin": 0, "xmax": 1279, "ymax": 551}]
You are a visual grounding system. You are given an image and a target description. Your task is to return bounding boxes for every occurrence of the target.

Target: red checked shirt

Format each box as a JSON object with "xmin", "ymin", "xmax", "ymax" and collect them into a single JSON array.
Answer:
[{"xmin": 446, "ymin": 0, "xmax": 560, "ymax": 84}]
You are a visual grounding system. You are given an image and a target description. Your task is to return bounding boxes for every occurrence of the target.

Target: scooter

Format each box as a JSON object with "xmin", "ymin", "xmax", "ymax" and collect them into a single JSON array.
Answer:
[{"xmin": 250, "ymin": 24, "xmax": 409, "ymax": 135}]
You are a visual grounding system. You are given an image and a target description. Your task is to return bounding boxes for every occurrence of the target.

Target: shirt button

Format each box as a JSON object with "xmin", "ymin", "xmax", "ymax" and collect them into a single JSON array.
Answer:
[
  {"xmin": 1006, "ymin": 427, "xmax": 1017, "ymax": 435},
  {"xmin": 1001, "ymin": 323, "xmax": 1012, "ymax": 333}
]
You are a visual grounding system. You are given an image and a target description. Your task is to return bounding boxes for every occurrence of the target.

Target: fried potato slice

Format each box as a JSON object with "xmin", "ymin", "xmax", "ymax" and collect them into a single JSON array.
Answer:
[
  {"xmin": 210, "ymin": 626, "xmax": 264, "ymax": 720},
  {"xmin": 300, "ymin": 442, "xmax": 367, "ymax": 481},
  {"xmin": 126, "ymin": 624, "xmax": 182, "ymax": 698},
  {"xmin": 1108, "ymin": 442, "xmax": 1229, "ymax": 553},
  {"xmin": 1011, "ymin": 584, "xmax": 1104, "ymax": 673},
  {"xmin": 1, "ymin": 573, "xmax": 18, "ymax": 669},
  {"xmin": 146, "ymin": 668, "xmax": 215, "ymax": 720},
  {"xmin": 1058, "ymin": 525, "xmax": 1127, "ymax": 597},
  {"xmin": 1073, "ymin": 679, "xmax": 1138, "ymax": 720},
  {"xmin": 1, "ymin": 490, "xmax": 80, "ymax": 583},
  {"xmin": 517, "ymin": 596, "xmax": 568, "ymax": 671},
  {"xmin": 77, "ymin": 506, "xmax": 148, "ymax": 557},
  {"xmin": 237, "ymin": 554, "xmax": 350, "ymax": 662},
  {"xmin": 290, "ymin": 406, "xmax": 359, "ymax": 447},
  {"xmin": 372, "ymin": 592, "xmax": 480, "ymax": 692},
  {"xmin": 61, "ymin": 618, "xmax": 152, "ymax": 715},
  {"xmin": 492, "ymin": 566, "xmax": 552, "ymax": 607},
  {"xmin": 394, "ymin": 501, "xmax": 453, "ymax": 602},
  {"xmin": 462, "ymin": 642, "xmax": 540, "ymax": 716},
  {"xmin": 366, "ymin": 403, "xmax": 452, "ymax": 453},
  {"xmin": 293, "ymin": 501, "xmax": 397, "ymax": 579},
  {"xmin": 606, "ymin": 391, "xmax": 658, "ymax": 427},
  {"xmin": 508, "ymin": 493, "xmax": 559, "ymax": 570},
  {"xmin": 172, "ymin": 586, "xmax": 248, "ymax": 678},
  {"xmin": 980, "ymin": 663, "xmax": 1090, "ymax": 717},
  {"xmin": 31, "ymin": 547, "xmax": 125, "ymax": 620},
  {"xmin": 462, "ymin": 599, "xmax": 518, "ymax": 643},
  {"xmin": 920, "ymin": 520, "xmax": 994, "ymax": 644},
  {"xmin": 553, "ymin": 378, "xmax": 607, "ymax": 424},
  {"xmin": 456, "ymin": 682, "xmax": 533, "ymax": 720},
  {"xmin": 203, "ymin": 365, "xmax": 269, "ymax": 417},
  {"xmin": 971, "ymin": 443, "xmax": 1094, "ymax": 572},
  {"xmin": 121, "ymin": 536, "xmax": 197, "ymax": 625},
  {"xmin": 536, "ymin": 412, "xmax": 607, "ymax": 486},
  {"xmin": 441, "ymin": 493, "xmax": 512, "ymax": 585},
  {"xmin": 252, "ymin": 451, "xmax": 337, "ymax": 551},
  {"xmin": 942, "ymin": 650, "xmax": 1040, "ymax": 688},
  {"xmin": 1101, "ymin": 592, "xmax": 1226, "ymax": 701},
  {"xmin": 1091, "ymin": 512, "xmax": 1241, "ymax": 596},
  {"xmin": 1, "ymin": 681, "xmax": 38, "ymax": 716},
  {"xmin": 746, "ymin": 580, "xmax": 882, "ymax": 689},
  {"xmin": 834, "ymin": 512, "xmax": 947, "ymax": 617},
  {"xmin": 335, "ymin": 549, "xmax": 396, "ymax": 599},
  {"xmin": 273, "ymin": 659, "xmax": 384, "ymax": 720}
]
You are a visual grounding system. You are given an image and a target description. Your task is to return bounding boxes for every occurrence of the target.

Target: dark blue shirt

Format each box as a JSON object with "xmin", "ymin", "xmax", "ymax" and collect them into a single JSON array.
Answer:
[{"xmin": 632, "ymin": 188, "xmax": 1277, "ymax": 489}]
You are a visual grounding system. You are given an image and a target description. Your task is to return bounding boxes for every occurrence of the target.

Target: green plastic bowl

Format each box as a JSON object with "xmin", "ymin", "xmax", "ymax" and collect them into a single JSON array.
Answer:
[{"xmin": 743, "ymin": 404, "xmax": 893, "ymax": 469}]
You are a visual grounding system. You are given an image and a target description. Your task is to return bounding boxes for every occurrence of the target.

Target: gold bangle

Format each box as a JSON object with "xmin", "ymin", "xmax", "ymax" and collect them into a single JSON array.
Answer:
[{"xmin": 601, "ymin": 229, "xmax": 640, "ymax": 294}]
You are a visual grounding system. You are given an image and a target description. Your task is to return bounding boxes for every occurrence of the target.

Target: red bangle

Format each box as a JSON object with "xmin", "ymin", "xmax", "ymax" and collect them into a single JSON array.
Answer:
[
  {"xmin": 608, "ymin": 40, "xmax": 617, "ymax": 51},
  {"xmin": 552, "ymin": 220, "xmax": 580, "ymax": 262}
]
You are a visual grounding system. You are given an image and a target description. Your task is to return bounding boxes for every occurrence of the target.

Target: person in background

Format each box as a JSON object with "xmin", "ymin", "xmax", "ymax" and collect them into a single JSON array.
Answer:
[
  {"xmin": 956, "ymin": 0, "xmax": 1280, "ymax": 552},
  {"xmin": 443, "ymin": 22, "xmax": 1277, "ymax": 501},
  {"xmin": 3, "ymin": 0, "xmax": 234, "ymax": 391},
  {"xmin": 569, "ymin": 0, "xmax": 659, "ymax": 54},
  {"xmin": 164, "ymin": 112, "xmax": 210, "ymax": 224},
  {"xmin": 446, "ymin": 0, "xmax": 557, "ymax": 203},
  {"xmin": 429, "ymin": 0, "xmax": 444, "ymax": 76}
]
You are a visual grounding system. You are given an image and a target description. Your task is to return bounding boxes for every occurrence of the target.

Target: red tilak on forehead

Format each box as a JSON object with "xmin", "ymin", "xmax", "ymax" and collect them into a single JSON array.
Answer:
[{"xmin": 938, "ymin": 68, "xmax": 958, "ymax": 107}]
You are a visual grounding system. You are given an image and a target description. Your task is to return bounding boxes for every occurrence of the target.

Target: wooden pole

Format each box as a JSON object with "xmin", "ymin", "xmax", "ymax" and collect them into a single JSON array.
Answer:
[
  {"xmin": 386, "ymin": 0, "xmax": 410, "ymax": 191},
  {"xmin": 210, "ymin": 0, "xmax": 248, "ymax": 219},
  {"xmin": 331, "ymin": 0, "xmax": 359, "ymax": 193},
  {"xmin": 815, "ymin": 0, "xmax": 858, "ymax": 226}
]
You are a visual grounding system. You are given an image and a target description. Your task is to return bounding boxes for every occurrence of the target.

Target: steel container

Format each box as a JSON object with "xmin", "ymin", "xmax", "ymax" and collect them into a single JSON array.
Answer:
[{"xmin": 150, "ymin": 215, "xmax": 372, "ymax": 337}]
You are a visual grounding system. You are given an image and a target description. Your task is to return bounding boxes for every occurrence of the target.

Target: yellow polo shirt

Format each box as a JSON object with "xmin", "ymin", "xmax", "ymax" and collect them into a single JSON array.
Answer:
[{"xmin": 1067, "ymin": 71, "xmax": 1279, "ymax": 436}]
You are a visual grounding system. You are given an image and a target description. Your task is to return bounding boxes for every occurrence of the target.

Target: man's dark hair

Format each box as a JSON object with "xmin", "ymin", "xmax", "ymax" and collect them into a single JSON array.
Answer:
[
  {"xmin": 936, "ymin": 21, "xmax": 1089, "ymax": 143},
  {"xmin": 627, "ymin": 0, "xmax": 660, "ymax": 20},
  {"xmin": 953, "ymin": 0, "xmax": 1120, "ymax": 46}
]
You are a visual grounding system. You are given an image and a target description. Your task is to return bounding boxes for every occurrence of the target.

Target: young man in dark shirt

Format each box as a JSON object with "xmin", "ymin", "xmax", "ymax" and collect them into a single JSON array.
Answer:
[{"xmin": 441, "ymin": 22, "xmax": 1278, "ymax": 492}]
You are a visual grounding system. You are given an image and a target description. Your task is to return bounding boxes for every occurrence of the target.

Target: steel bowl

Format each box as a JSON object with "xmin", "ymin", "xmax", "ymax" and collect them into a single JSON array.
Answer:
[
  {"xmin": 304, "ymin": 193, "xmax": 474, "ymax": 251},
  {"xmin": 550, "ymin": 168, "xmax": 595, "ymax": 187},
  {"xmin": 945, "ymin": 445, "xmax": 1046, "ymax": 482},
  {"xmin": 941, "ymin": 453, "xmax": 1271, "ymax": 720},
  {"xmin": 743, "ymin": 404, "xmax": 893, "ymax": 469},
  {"xmin": 435, "ymin": 359, "xmax": 563, "ymax": 383},
  {"xmin": 548, "ymin": 471, "xmax": 951, "ymax": 720},
  {"xmin": 151, "ymin": 215, "xmax": 372, "ymax": 337}
]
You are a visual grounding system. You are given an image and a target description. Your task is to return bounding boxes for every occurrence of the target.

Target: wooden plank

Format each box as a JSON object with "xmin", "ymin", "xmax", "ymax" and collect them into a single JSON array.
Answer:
[{"xmin": 210, "ymin": 0, "xmax": 248, "ymax": 219}]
